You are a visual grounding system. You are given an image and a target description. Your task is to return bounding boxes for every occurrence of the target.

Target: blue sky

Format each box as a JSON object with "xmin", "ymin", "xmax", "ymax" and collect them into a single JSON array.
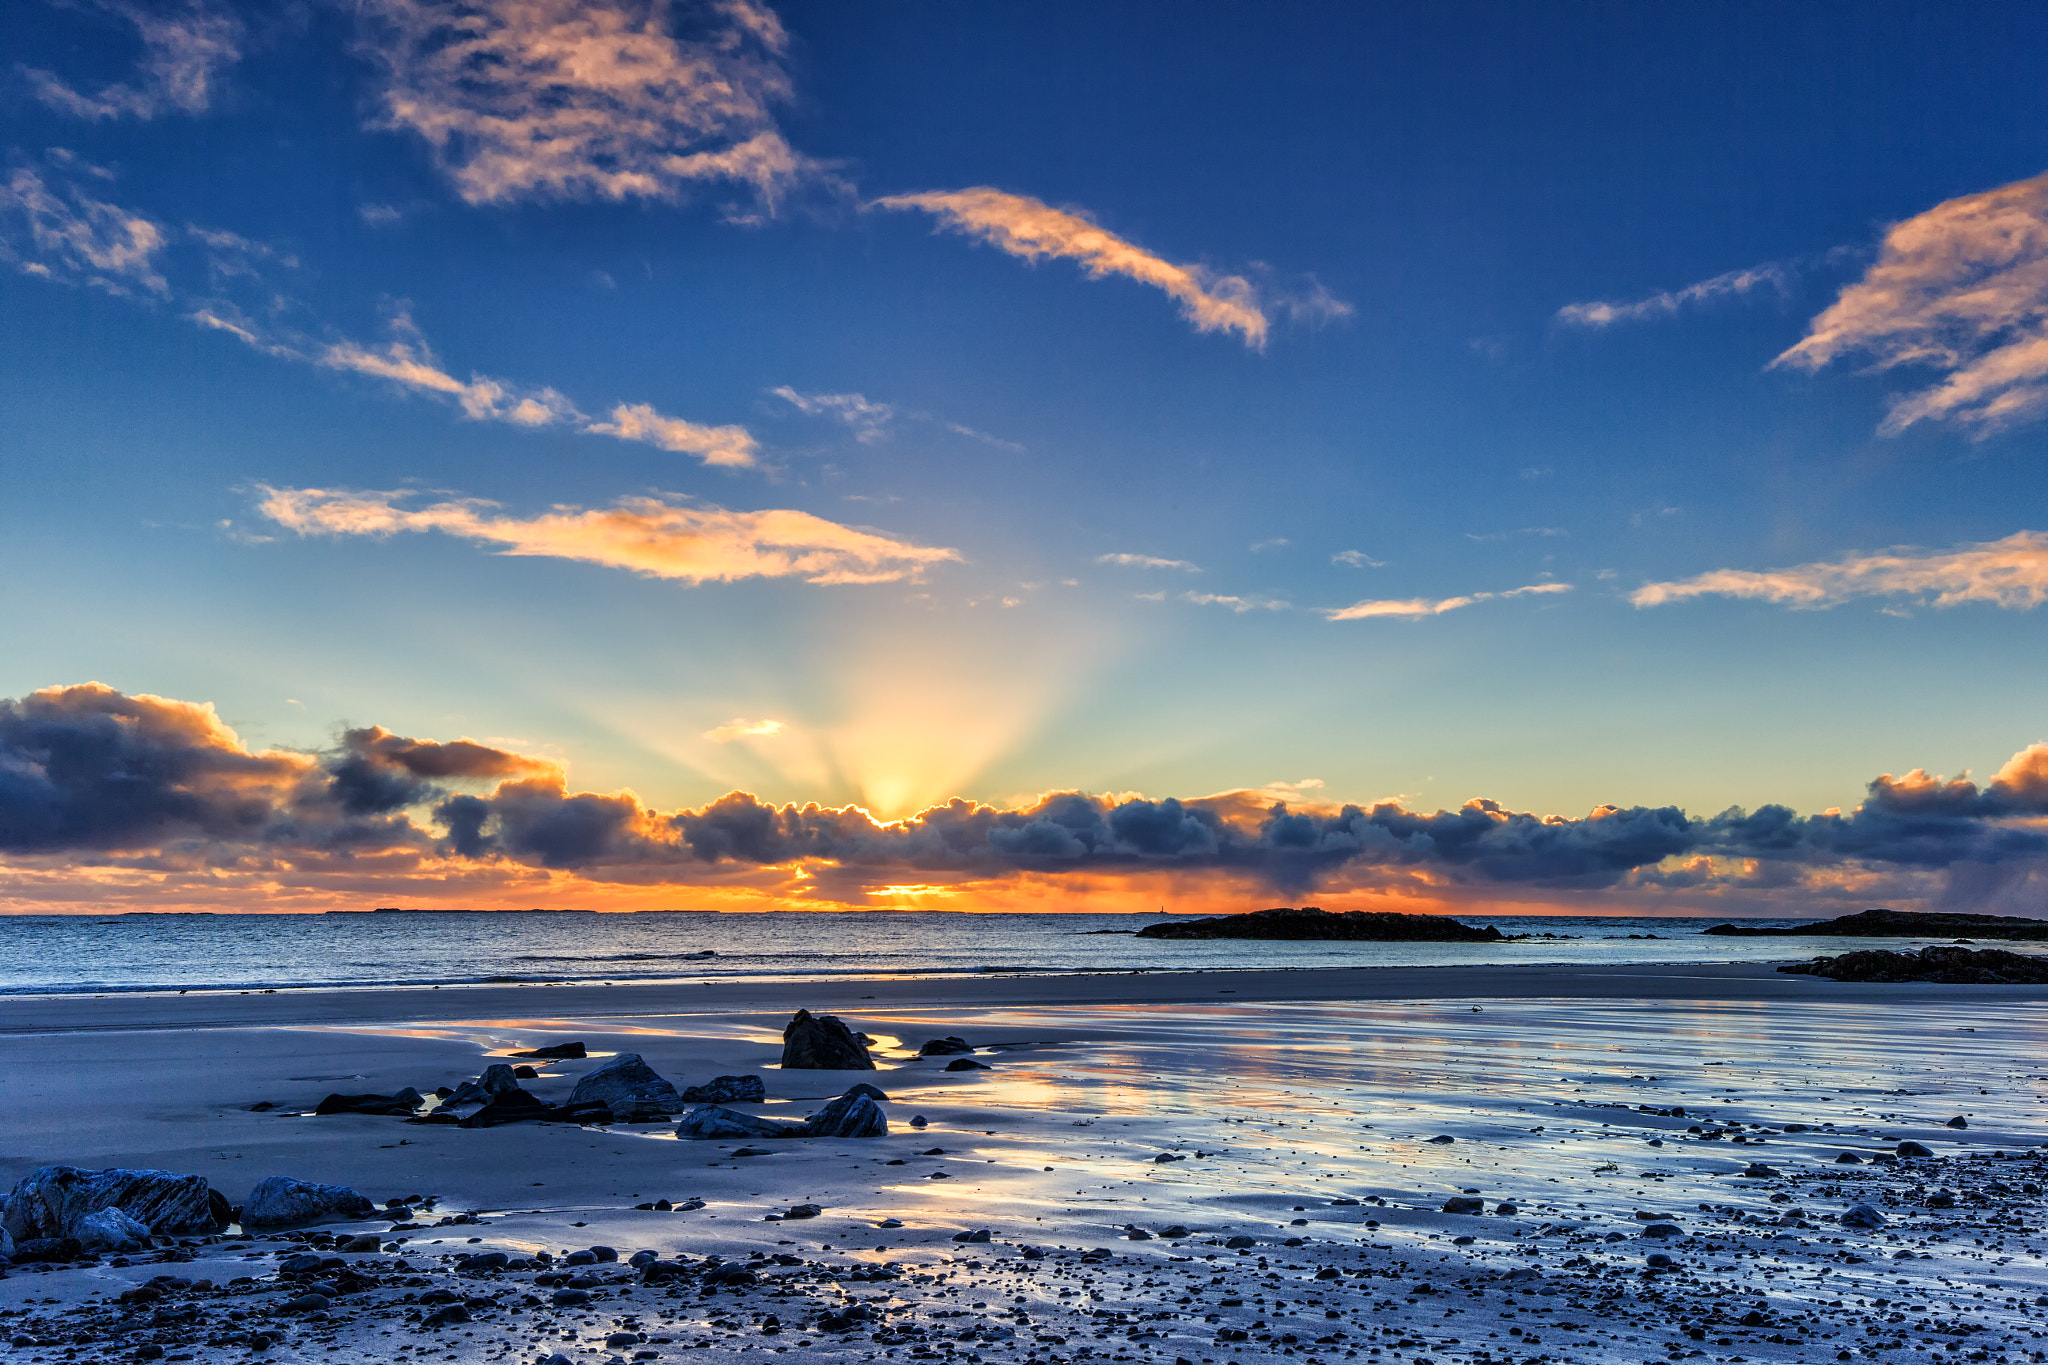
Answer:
[{"xmin": 5, "ymin": 0, "xmax": 2048, "ymax": 914}]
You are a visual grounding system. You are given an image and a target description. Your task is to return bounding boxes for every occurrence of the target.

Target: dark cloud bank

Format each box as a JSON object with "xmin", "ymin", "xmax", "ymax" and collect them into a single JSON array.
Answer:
[{"xmin": 5, "ymin": 684, "xmax": 2048, "ymax": 906}]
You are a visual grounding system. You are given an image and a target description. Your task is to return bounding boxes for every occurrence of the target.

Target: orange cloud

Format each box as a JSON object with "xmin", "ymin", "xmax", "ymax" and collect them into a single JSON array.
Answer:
[{"xmin": 1631, "ymin": 530, "xmax": 2048, "ymax": 610}]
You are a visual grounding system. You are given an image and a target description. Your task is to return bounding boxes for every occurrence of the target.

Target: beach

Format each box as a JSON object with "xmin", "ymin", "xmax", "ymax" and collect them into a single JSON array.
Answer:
[{"xmin": 2, "ymin": 964, "xmax": 2045, "ymax": 1365}]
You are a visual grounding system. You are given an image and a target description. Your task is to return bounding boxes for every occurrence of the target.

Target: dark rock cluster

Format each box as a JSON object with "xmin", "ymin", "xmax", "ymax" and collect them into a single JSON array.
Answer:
[
  {"xmin": 1134, "ymin": 906, "xmax": 1505, "ymax": 941},
  {"xmin": 1779, "ymin": 945, "xmax": 2048, "ymax": 983}
]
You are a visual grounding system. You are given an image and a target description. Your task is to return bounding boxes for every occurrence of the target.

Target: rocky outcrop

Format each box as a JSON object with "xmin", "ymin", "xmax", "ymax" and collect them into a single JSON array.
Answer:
[
  {"xmin": 918, "ymin": 1037, "xmax": 972, "ymax": 1056},
  {"xmin": 674, "ymin": 1107, "xmax": 805, "ymax": 1140},
  {"xmin": 73, "ymin": 1207, "xmax": 152, "ymax": 1254},
  {"xmin": 1778, "ymin": 946, "xmax": 2048, "ymax": 984},
  {"xmin": 2, "ymin": 1166, "xmax": 223, "ymax": 1240},
  {"xmin": 802, "ymin": 1092, "xmax": 888, "ymax": 1138},
  {"xmin": 1707, "ymin": 908, "xmax": 2048, "ymax": 939},
  {"xmin": 511, "ymin": 1041, "xmax": 587, "ymax": 1059},
  {"xmin": 239, "ymin": 1177, "xmax": 373, "ymax": 1230},
  {"xmin": 568, "ymin": 1054, "xmax": 683, "ymax": 1119},
  {"xmin": 454, "ymin": 1089, "xmax": 611, "ymax": 1128},
  {"xmin": 313, "ymin": 1089, "xmax": 423, "ymax": 1116},
  {"xmin": 674, "ymin": 1085, "xmax": 889, "ymax": 1140},
  {"xmin": 678, "ymin": 1075, "xmax": 766, "ymax": 1105},
  {"xmin": 780, "ymin": 1010, "xmax": 876, "ymax": 1069},
  {"xmin": 1135, "ymin": 907, "xmax": 1504, "ymax": 942},
  {"xmin": 443, "ymin": 1065, "xmax": 523, "ymax": 1109}
]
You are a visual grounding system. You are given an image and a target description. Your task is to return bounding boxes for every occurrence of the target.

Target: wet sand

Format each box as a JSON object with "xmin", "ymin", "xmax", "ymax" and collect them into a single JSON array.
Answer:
[{"xmin": 2, "ymin": 965, "xmax": 2046, "ymax": 1365}]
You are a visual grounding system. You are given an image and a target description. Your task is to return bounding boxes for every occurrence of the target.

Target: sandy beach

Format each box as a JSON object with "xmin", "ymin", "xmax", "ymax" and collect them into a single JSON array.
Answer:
[{"xmin": 3, "ymin": 965, "xmax": 2045, "ymax": 1365}]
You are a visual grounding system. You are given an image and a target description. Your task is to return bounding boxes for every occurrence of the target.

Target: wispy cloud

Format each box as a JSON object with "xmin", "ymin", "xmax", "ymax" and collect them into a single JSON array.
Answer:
[
  {"xmin": 1556, "ymin": 263, "xmax": 1787, "ymax": 328},
  {"xmin": 1327, "ymin": 582, "xmax": 1571, "ymax": 621},
  {"xmin": 1465, "ymin": 526, "xmax": 1568, "ymax": 543},
  {"xmin": 1773, "ymin": 170, "xmax": 2048, "ymax": 435},
  {"xmin": 872, "ymin": 187, "xmax": 1343, "ymax": 348},
  {"xmin": 586, "ymin": 402, "xmax": 759, "ymax": 468},
  {"xmin": 772, "ymin": 386, "xmax": 894, "ymax": 442},
  {"xmin": 358, "ymin": 0, "xmax": 813, "ymax": 210},
  {"xmin": 320, "ymin": 327, "xmax": 580, "ymax": 429},
  {"xmin": 944, "ymin": 421, "xmax": 1025, "ymax": 453},
  {"xmin": 1249, "ymin": 537, "xmax": 1289, "ymax": 552},
  {"xmin": 1332, "ymin": 549, "xmax": 1386, "ymax": 568},
  {"xmin": 0, "ymin": 167, "xmax": 169, "ymax": 296},
  {"xmin": 256, "ymin": 486, "xmax": 962, "ymax": 587},
  {"xmin": 1631, "ymin": 531, "xmax": 2048, "ymax": 610},
  {"xmin": 1098, "ymin": 553, "xmax": 1201, "ymax": 572},
  {"xmin": 703, "ymin": 718, "xmax": 785, "ymax": 743},
  {"xmin": 22, "ymin": 0, "xmax": 240, "ymax": 121},
  {"xmin": 1182, "ymin": 592, "xmax": 1289, "ymax": 613}
]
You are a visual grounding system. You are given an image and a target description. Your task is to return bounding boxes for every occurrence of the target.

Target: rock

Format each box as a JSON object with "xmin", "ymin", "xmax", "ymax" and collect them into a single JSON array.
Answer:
[
  {"xmin": 780, "ymin": 1010, "xmax": 876, "ymax": 1070},
  {"xmin": 944, "ymin": 1057, "xmax": 989, "ymax": 1072},
  {"xmin": 801, "ymin": 1090, "xmax": 889, "ymax": 1138},
  {"xmin": 1, "ymin": 1167, "xmax": 223, "ymax": 1240},
  {"xmin": 72, "ymin": 1207, "xmax": 151, "ymax": 1254},
  {"xmin": 953, "ymin": 1228, "xmax": 993, "ymax": 1243},
  {"xmin": 674, "ymin": 1106, "xmax": 805, "ymax": 1140},
  {"xmin": 312, "ymin": 1092, "xmax": 421, "ymax": 1117},
  {"xmin": 1134, "ymin": 907, "xmax": 1505, "ymax": 942},
  {"xmin": 1947, "ymin": 1115, "xmax": 1969, "ymax": 1129},
  {"xmin": 1743, "ymin": 1162, "xmax": 1783, "ymax": 1178},
  {"xmin": 1707, "ymin": 908, "xmax": 2048, "ymax": 939},
  {"xmin": 842, "ymin": 1082, "xmax": 890, "ymax": 1101},
  {"xmin": 1836, "ymin": 1153, "xmax": 1864, "ymax": 1164},
  {"xmin": 420, "ymin": 1306, "xmax": 471, "ymax": 1329},
  {"xmin": 1840, "ymin": 1203, "xmax": 1888, "ymax": 1229},
  {"xmin": 511, "ymin": 1065, "xmax": 538, "ymax": 1079},
  {"xmin": 239, "ymin": 1176, "xmax": 373, "ymax": 1230},
  {"xmin": 919, "ymin": 1037, "xmax": 973, "ymax": 1056},
  {"xmin": 511, "ymin": 1042, "xmax": 587, "ymax": 1060},
  {"xmin": 1441, "ymin": 1196, "xmax": 1485, "ymax": 1214},
  {"xmin": 678, "ymin": 1075, "xmax": 766, "ymax": 1105},
  {"xmin": 9, "ymin": 1236, "xmax": 82, "ymax": 1263},
  {"xmin": 443, "ymin": 1065, "xmax": 523, "ymax": 1108},
  {"xmin": 455, "ymin": 1087, "xmax": 551, "ymax": 1127},
  {"xmin": 1427, "ymin": 1135, "xmax": 1456, "ymax": 1145},
  {"xmin": 604, "ymin": 1332, "xmax": 640, "ymax": 1348},
  {"xmin": 1494, "ymin": 1202, "xmax": 1518, "ymax": 1216},
  {"xmin": 1123, "ymin": 1225, "xmax": 1151, "ymax": 1240},
  {"xmin": 1897, "ymin": 1140, "xmax": 1934, "ymax": 1157},
  {"xmin": 785, "ymin": 1204, "xmax": 822, "ymax": 1219},
  {"xmin": 1926, "ymin": 1189, "xmax": 1957, "ymax": 1209},
  {"xmin": 1160, "ymin": 1224, "xmax": 1191, "ymax": 1237},
  {"xmin": 1779, "ymin": 945, "xmax": 2048, "ymax": 983},
  {"xmin": 569, "ymin": 1053, "xmax": 684, "ymax": 1119},
  {"xmin": 550, "ymin": 1288, "xmax": 591, "ymax": 1307},
  {"xmin": 281, "ymin": 1293, "xmax": 332, "ymax": 1314},
  {"xmin": 1224, "ymin": 1235, "xmax": 1256, "ymax": 1249}
]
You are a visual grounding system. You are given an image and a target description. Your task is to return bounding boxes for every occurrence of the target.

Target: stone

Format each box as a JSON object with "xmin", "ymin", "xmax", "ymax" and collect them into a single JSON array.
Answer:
[
  {"xmin": 569, "ymin": 1053, "xmax": 684, "ymax": 1119},
  {"xmin": 443, "ymin": 1065, "xmax": 523, "ymax": 1109},
  {"xmin": 1122, "ymin": 1226, "xmax": 1151, "ymax": 1240},
  {"xmin": 72, "ymin": 1207, "xmax": 151, "ymax": 1254},
  {"xmin": 1926, "ymin": 1189, "xmax": 1957, "ymax": 1209},
  {"xmin": 1778, "ymin": 945, "xmax": 2048, "ymax": 983},
  {"xmin": 801, "ymin": 1092, "xmax": 889, "ymax": 1139},
  {"xmin": 1, "ymin": 1167, "xmax": 223, "ymax": 1240},
  {"xmin": 1159, "ymin": 1225, "xmax": 1190, "ymax": 1238},
  {"xmin": 511, "ymin": 1042, "xmax": 587, "ymax": 1060},
  {"xmin": 420, "ymin": 1306, "xmax": 470, "ymax": 1329},
  {"xmin": 455, "ymin": 1087, "xmax": 552, "ymax": 1127},
  {"xmin": 1224, "ymin": 1235, "xmax": 1256, "ymax": 1248},
  {"xmin": 678, "ymin": 1075, "xmax": 766, "ymax": 1105},
  {"xmin": 1135, "ymin": 906, "xmax": 1505, "ymax": 941},
  {"xmin": 918, "ymin": 1037, "xmax": 973, "ymax": 1056},
  {"xmin": 1835, "ymin": 1152, "xmax": 1864, "ymax": 1164},
  {"xmin": 512, "ymin": 1065, "xmax": 538, "ymax": 1079},
  {"xmin": 953, "ymin": 1228, "xmax": 993, "ymax": 1243},
  {"xmin": 785, "ymin": 1204, "xmax": 822, "ymax": 1219},
  {"xmin": 550, "ymin": 1288, "xmax": 591, "ymax": 1308},
  {"xmin": 1947, "ymin": 1115, "xmax": 1969, "ymax": 1129},
  {"xmin": 908, "ymin": 1114, "xmax": 928, "ymax": 1128},
  {"xmin": 1640, "ymin": 1224, "xmax": 1682, "ymax": 1239},
  {"xmin": 1427, "ymin": 1135, "xmax": 1456, "ymax": 1145},
  {"xmin": 1897, "ymin": 1140, "xmax": 1934, "ymax": 1157},
  {"xmin": 780, "ymin": 1010, "xmax": 876, "ymax": 1070},
  {"xmin": 313, "ymin": 1092, "xmax": 421, "ymax": 1117},
  {"xmin": 239, "ymin": 1177, "xmax": 374, "ymax": 1230},
  {"xmin": 9, "ymin": 1236, "xmax": 82, "ymax": 1263},
  {"xmin": 944, "ymin": 1057, "xmax": 989, "ymax": 1072},
  {"xmin": 1743, "ymin": 1163, "xmax": 1783, "ymax": 1178},
  {"xmin": 674, "ymin": 1106, "xmax": 805, "ymax": 1140},
  {"xmin": 1840, "ymin": 1203, "xmax": 1888, "ymax": 1229},
  {"xmin": 1441, "ymin": 1196, "xmax": 1485, "ymax": 1214},
  {"xmin": 1495, "ymin": 1202, "xmax": 1518, "ymax": 1216},
  {"xmin": 281, "ymin": 1293, "xmax": 331, "ymax": 1314},
  {"xmin": 842, "ymin": 1082, "xmax": 889, "ymax": 1101}
]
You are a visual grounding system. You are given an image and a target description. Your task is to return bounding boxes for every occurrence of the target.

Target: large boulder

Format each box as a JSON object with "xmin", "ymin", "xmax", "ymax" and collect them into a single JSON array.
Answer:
[
  {"xmin": 74, "ymin": 1208, "xmax": 152, "ymax": 1254},
  {"xmin": 2, "ymin": 1167, "xmax": 222, "ymax": 1240},
  {"xmin": 0, "ymin": 1223, "xmax": 15, "ymax": 1260},
  {"xmin": 314, "ymin": 1089, "xmax": 423, "ymax": 1116},
  {"xmin": 444, "ymin": 1065, "xmax": 523, "ymax": 1108},
  {"xmin": 679, "ymin": 1075, "xmax": 766, "ymax": 1105},
  {"xmin": 802, "ymin": 1091, "xmax": 888, "ymax": 1138},
  {"xmin": 918, "ymin": 1037, "xmax": 972, "ymax": 1057},
  {"xmin": 239, "ymin": 1177, "xmax": 374, "ymax": 1230},
  {"xmin": 675, "ymin": 1107, "xmax": 806, "ymax": 1140},
  {"xmin": 780, "ymin": 1010, "xmax": 875, "ymax": 1070},
  {"xmin": 569, "ymin": 1054, "xmax": 683, "ymax": 1120}
]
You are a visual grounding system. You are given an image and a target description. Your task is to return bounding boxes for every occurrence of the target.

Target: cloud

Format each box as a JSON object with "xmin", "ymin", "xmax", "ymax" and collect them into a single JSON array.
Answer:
[
  {"xmin": 1557, "ymin": 263, "xmax": 1787, "ymax": 328},
  {"xmin": 16, "ymin": 684, "xmax": 2048, "ymax": 913},
  {"xmin": 1774, "ymin": 170, "xmax": 2048, "ymax": 435},
  {"xmin": 1332, "ymin": 550, "xmax": 1385, "ymax": 568},
  {"xmin": 358, "ymin": 0, "xmax": 812, "ymax": 210},
  {"xmin": 1326, "ymin": 582, "xmax": 1570, "ymax": 621},
  {"xmin": 319, "ymin": 331, "xmax": 580, "ymax": 428},
  {"xmin": 0, "ymin": 168, "xmax": 169, "ymax": 296},
  {"xmin": 586, "ymin": 402, "xmax": 759, "ymax": 468},
  {"xmin": 702, "ymin": 718, "xmax": 785, "ymax": 743},
  {"xmin": 1631, "ymin": 530, "xmax": 2048, "ymax": 610},
  {"xmin": 771, "ymin": 387, "xmax": 894, "ymax": 443},
  {"xmin": 22, "ymin": 0, "xmax": 240, "ymax": 121},
  {"xmin": 872, "ymin": 187, "xmax": 1290, "ymax": 348},
  {"xmin": 256, "ymin": 486, "xmax": 963, "ymax": 587},
  {"xmin": 1097, "ymin": 553, "xmax": 1200, "ymax": 573},
  {"xmin": 1182, "ymin": 592, "xmax": 1289, "ymax": 613}
]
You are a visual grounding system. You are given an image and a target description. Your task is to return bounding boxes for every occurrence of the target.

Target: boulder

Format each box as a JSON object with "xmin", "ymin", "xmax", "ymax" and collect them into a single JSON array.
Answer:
[
  {"xmin": 944, "ymin": 1058, "xmax": 989, "ymax": 1072},
  {"xmin": 780, "ymin": 1009, "xmax": 875, "ymax": 1070},
  {"xmin": 511, "ymin": 1042, "xmax": 587, "ymax": 1059},
  {"xmin": 313, "ymin": 1091, "xmax": 421, "ymax": 1117},
  {"xmin": 2, "ymin": 1167, "xmax": 222, "ymax": 1240},
  {"xmin": 443, "ymin": 1065, "xmax": 523, "ymax": 1109},
  {"xmin": 569, "ymin": 1054, "xmax": 683, "ymax": 1119},
  {"xmin": 842, "ymin": 1082, "xmax": 889, "ymax": 1101},
  {"xmin": 10, "ymin": 1236, "xmax": 82, "ymax": 1263},
  {"xmin": 675, "ymin": 1107, "xmax": 805, "ymax": 1140},
  {"xmin": 454, "ymin": 1089, "xmax": 611, "ymax": 1128},
  {"xmin": 1840, "ymin": 1203, "xmax": 1888, "ymax": 1229},
  {"xmin": 239, "ymin": 1177, "xmax": 374, "ymax": 1230},
  {"xmin": 1947, "ymin": 1115, "xmax": 1969, "ymax": 1129},
  {"xmin": 802, "ymin": 1091, "xmax": 888, "ymax": 1138},
  {"xmin": 678, "ymin": 1075, "xmax": 766, "ymax": 1105},
  {"xmin": 918, "ymin": 1037, "xmax": 973, "ymax": 1057},
  {"xmin": 1897, "ymin": 1140, "xmax": 1934, "ymax": 1157},
  {"xmin": 1441, "ymin": 1196, "xmax": 1485, "ymax": 1215},
  {"xmin": 73, "ymin": 1207, "xmax": 152, "ymax": 1254},
  {"xmin": 0, "ymin": 1223, "xmax": 13, "ymax": 1260}
]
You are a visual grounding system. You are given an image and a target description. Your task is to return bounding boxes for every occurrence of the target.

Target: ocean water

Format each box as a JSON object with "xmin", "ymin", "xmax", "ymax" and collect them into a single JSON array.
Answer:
[{"xmin": 0, "ymin": 909, "xmax": 2033, "ymax": 996}]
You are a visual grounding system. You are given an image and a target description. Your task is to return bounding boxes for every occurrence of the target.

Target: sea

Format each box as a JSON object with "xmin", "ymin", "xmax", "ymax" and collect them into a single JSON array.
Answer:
[{"xmin": 0, "ymin": 909, "xmax": 2028, "ymax": 996}]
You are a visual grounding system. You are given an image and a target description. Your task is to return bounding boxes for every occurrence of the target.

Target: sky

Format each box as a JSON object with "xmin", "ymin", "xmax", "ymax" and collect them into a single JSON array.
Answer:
[{"xmin": 5, "ymin": 0, "xmax": 2048, "ymax": 917}]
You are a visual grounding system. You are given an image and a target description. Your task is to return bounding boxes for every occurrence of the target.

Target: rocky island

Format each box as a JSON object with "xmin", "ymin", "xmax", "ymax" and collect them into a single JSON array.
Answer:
[
  {"xmin": 1704, "ymin": 907, "xmax": 2048, "ymax": 939},
  {"xmin": 1134, "ymin": 906, "xmax": 1504, "ymax": 941}
]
